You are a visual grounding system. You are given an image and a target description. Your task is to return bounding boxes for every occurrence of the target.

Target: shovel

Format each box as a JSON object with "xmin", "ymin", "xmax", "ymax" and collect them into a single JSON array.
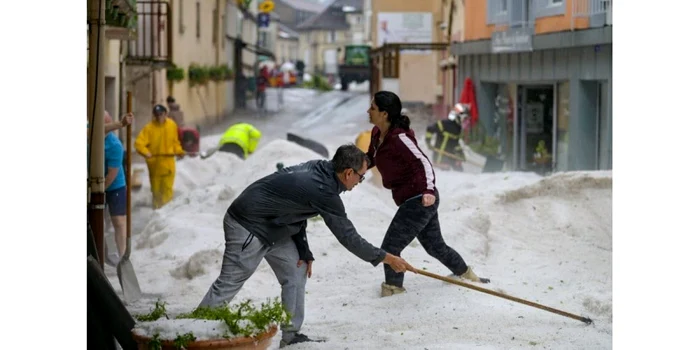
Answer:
[
  {"xmin": 118, "ymin": 91, "xmax": 143, "ymax": 304},
  {"xmin": 199, "ymin": 146, "xmax": 219, "ymax": 159}
]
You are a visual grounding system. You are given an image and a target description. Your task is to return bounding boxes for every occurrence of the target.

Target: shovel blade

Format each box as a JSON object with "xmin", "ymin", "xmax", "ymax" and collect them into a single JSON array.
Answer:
[
  {"xmin": 200, "ymin": 147, "xmax": 218, "ymax": 159},
  {"xmin": 117, "ymin": 259, "xmax": 142, "ymax": 304}
]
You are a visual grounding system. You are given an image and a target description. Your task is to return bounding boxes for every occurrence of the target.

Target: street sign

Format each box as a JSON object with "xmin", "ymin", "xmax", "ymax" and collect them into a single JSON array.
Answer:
[
  {"xmin": 257, "ymin": 13, "xmax": 270, "ymax": 28},
  {"xmin": 259, "ymin": 0, "xmax": 275, "ymax": 14}
]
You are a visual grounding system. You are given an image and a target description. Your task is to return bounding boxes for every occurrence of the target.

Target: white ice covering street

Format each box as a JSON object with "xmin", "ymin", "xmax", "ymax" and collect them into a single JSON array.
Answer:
[{"xmin": 109, "ymin": 89, "xmax": 612, "ymax": 349}]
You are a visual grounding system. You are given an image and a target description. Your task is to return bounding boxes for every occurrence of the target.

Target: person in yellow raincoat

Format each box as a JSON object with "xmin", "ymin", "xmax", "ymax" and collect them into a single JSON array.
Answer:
[
  {"xmin": 135, "ymin": 104, "xmax": 185, "ymax": 209},
  {"xmin": 217, "ymin": 123, "xmax": 262, "ymax": 159},
  {"xmin": 355, "ymin": 129, "xmax": 383, "ymax": 186}
]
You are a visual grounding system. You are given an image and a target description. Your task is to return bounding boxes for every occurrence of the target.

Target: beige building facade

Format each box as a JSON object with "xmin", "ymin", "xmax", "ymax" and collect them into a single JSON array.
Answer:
[
  {"xmin": 122, "ymin": 0, "xmax": 230, "ymax": 133},
  {"xmin": 370, "ymin": 0, "xmax": 444, "ymax": 105},
  {"xmin": 276, "ymin": 23, "xmax": 300, "ymax": 63},
  {"xmin": 167, "ymin": 0, "xmax": 228, "ymax": 127}
]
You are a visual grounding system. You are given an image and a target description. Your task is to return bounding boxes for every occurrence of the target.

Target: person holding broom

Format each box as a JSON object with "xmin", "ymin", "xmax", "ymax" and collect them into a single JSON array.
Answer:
[
  {"xmin": 365, "ymin": 90, "xmax": 491, "ymax": 298},
  {"xmin": 197, "ymin": 144, "xmax": 414, "ymax": 347}
]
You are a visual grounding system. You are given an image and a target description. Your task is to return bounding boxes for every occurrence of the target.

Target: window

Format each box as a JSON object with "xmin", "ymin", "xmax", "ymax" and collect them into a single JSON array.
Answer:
[
  {"xmin": 487, "ymin": 0, "xmax": 509, "ymax": 24},
  {"xmin": 178, "ymin": 0, "xmax": 185, "ymax": 34},
  {"xmin": 536, "ymin": 0, "xmax": 566, "ymax": 18},
  {"xmin": 328, "ymin": 30, "xmax": 336, "ymax": 43},
  {"xmin": 297, "ymin": 11, "xmax": 311, "ymax": 25},
  {"xmin": 196, "ymin": 2, "xmax": 201, "ymax": 39},
  {"xmin": 499, "ymin": 0, "xmax": 508, "ymax": 12}
]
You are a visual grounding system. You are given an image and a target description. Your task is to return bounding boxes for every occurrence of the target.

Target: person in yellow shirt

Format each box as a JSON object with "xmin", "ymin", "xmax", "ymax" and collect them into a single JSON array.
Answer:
[
  {"xmin": 217, "ymin": 123, "xmax": 262, "ymax": 159},
  {"xmin": 135, "ymin": 104, "xmax": 185, "ymax": 209}
]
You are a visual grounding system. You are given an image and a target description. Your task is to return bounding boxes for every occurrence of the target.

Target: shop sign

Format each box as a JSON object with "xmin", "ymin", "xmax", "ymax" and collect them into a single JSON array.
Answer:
[{"xmin": 491, "ymin": 28, "xmax": 533, "ymax": 53}]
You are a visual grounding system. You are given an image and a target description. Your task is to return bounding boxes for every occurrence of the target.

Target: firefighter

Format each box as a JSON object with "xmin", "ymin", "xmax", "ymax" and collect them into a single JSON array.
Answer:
[
  {"xmin": 217, "ymin": 123, "xmax": 262, "ymax": 160},
  {"xmin": 135, "ymin": 104, "xmax": 186, "ymax": 209},
  {"xmin": 425, "ymin": 103, "xmax": 469, "ymax": 171}
]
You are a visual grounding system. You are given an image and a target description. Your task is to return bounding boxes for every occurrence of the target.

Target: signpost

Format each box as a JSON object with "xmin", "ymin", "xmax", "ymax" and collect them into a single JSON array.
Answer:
[
  {"xmin": 257, "ymin": 13, "xmax": 270, "ymax": 28},
  {"xmin": 259, "ymin": 0, "xmax": 275, "ymax": 13}
]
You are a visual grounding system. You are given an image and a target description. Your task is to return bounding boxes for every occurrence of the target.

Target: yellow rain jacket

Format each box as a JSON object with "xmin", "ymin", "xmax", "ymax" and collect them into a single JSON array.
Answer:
[
  {"xmin": 355, "ymin": 130, "xmax": 383, "ymax": 187},
  {"xmin": 135, "ymin": 117, "xmax": 184, "ymax": 208},
  {"xmin": 218, "ymin": 123, "xmax": 262, "ymax": 159}
]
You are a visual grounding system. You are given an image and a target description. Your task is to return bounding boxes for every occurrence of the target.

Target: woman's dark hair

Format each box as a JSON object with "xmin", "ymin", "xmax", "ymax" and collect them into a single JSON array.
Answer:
[{"xmin": 374, "ymin": 91, "xmax": 410, "ymax": 130}]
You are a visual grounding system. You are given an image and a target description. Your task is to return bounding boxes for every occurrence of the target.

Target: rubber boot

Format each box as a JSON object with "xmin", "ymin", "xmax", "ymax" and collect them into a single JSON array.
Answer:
[{"xmin": 380, "ymin": 282, "xmax": 406, "ymax": 297}]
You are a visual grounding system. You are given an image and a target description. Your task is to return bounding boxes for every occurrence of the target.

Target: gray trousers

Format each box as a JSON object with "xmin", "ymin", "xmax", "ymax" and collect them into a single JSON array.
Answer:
[{"xmin": 199, "ymin": 214, "xmax": 308, "ymax": 341}]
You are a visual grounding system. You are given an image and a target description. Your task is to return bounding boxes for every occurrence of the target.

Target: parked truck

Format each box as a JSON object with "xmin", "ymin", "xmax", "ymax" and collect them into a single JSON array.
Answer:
[{"xmin": 338, "ymin": 45, "xmax": 371, "ymax": 91}]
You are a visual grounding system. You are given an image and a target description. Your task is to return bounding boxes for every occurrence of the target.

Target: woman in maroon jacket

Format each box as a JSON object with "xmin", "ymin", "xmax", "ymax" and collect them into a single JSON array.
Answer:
[{"xmin": 366, "ymin": 91, "xmax": 491, "ymax": 297}]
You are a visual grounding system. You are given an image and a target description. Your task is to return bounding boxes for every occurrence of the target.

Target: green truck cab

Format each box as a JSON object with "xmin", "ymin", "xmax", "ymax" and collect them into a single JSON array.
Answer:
[{"xmin": 339, "ymin": 45, "xmax": 371, "ymax": 91}]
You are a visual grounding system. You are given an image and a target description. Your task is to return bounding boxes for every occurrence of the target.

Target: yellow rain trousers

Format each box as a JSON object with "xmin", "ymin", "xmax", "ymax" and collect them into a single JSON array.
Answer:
[{"xmin": 134, "ymin": 118, "xmax": 184, "ymax": 209}]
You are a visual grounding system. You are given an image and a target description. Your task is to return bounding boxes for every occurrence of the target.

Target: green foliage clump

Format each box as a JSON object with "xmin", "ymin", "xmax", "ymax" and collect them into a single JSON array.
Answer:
[
  {"xmin": 173, "ymin": 332, "xmax": 197, "ymax": 348},
  {"xmin": 176, "ymin": 298, "xmax": 291, "ymax": 337},
  {"xmin": 209, "ymin": 65, "xmax": 235, "ymax": 82},
  {"xmin": 302, "ymin": 74, "xmax": 334, "ymax": 92},
  {"xmin": 135, "ymin": 300, "xmax": 169, "ymax": 322},
  {"xmin": 188, "ymin": 64, "xmax": 210, "ymax": 86},
  {"xmin": 147, "ymin": 333, "xmax": 161, "ymax": 350},
  {"xmin": 166, "ymin": 65, "xmax": 186, "ymax": 82},
  {"xmin": 134, "ymin": 298, "xmax": 291, "ymax": 344}
]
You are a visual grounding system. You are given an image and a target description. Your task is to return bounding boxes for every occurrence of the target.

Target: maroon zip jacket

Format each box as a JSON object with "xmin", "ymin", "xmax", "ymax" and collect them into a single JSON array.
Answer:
[{"xmin": 367, "ymin": 126, "xmax": 437, "ymax": 206}]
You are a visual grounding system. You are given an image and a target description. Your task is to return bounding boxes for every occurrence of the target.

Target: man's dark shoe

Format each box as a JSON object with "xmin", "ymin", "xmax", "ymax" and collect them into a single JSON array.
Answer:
[{"xmin": 279, "ymin": 333, "xmax": 326, "ymax": 348}]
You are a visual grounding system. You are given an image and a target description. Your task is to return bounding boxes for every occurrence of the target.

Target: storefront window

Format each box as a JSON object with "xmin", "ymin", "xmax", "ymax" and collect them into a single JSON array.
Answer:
[
  {"xmin": 465, "ymin": 83, "xmax": 516, "ymax": 169},
  {"xmin": 466, "ymin": 84, "xmax": 504, "ymax": 160},
  {"xmin": 495, "ymin": 84, "xmax": 515, "ymax": 168},
  {"xmin": 555, "ymin": 81, "xmax": 570, "ymax": 171}
]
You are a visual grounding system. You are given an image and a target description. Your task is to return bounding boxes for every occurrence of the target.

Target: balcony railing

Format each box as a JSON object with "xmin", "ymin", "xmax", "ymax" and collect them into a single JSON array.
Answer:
[
  {"xmin": 572, "ymin": 0, "xmax": 612, "ymax": 28},
  {"xmin": 125, "ymin": 1, "xmax": 172, "ymax": 67}
]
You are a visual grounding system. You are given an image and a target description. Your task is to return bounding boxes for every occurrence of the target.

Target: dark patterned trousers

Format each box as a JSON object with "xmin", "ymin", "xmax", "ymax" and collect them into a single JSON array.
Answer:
[{"xmin": 381, "ymin": 191, "xmax": 469, "ymax": 287}]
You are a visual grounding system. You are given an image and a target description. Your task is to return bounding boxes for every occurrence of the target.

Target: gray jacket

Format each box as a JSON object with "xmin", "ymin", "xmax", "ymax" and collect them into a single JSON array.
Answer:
[{"xmin": 227, "ymin": 160, "xmax": 386, "ymax": 266}]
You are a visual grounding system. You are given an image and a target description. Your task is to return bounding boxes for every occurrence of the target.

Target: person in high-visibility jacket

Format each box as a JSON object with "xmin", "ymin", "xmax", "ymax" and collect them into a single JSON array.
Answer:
[
  {"xmin": 218, "ymin": 123, "xmax": 262, "ymax": 159},
  {"xmin": 135, "ymin": 104, "xmax": 185, "ymax": 209},
  {"xmin": 425, "ymin": 103, "xmax": 469, "ymax": 171}
]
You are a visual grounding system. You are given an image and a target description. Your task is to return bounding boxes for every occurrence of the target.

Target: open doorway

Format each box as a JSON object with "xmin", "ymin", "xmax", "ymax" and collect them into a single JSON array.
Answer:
[
  {"xmin": 105, "ymin": 76, "xmax": 117, "ymax": 123},
  {"xmin": 516, "ymin": 84, "xmax": 555, "ymax": 173}
]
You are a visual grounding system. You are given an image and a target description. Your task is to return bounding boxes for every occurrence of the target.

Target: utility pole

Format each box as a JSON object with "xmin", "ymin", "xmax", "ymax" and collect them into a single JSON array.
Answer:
[{"xmin": 88, "ymin": 0, "xmax": 106, "ymax": 269}]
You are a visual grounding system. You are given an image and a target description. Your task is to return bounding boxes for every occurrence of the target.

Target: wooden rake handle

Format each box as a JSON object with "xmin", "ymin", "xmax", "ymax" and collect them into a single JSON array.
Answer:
[
  {"xmin": 413, "ymin": 269, "xmax": 593, "ymax": 325},
  {"xmin": 126, "ymin": 92, "xmax": 132, "ymax": 241}
]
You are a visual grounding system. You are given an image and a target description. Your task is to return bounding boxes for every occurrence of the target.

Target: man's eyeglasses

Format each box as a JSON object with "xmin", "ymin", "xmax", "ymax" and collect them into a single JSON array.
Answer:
[{"xmin": 353, "ymin": 169, "xmax": 365, "ymax": 183}]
